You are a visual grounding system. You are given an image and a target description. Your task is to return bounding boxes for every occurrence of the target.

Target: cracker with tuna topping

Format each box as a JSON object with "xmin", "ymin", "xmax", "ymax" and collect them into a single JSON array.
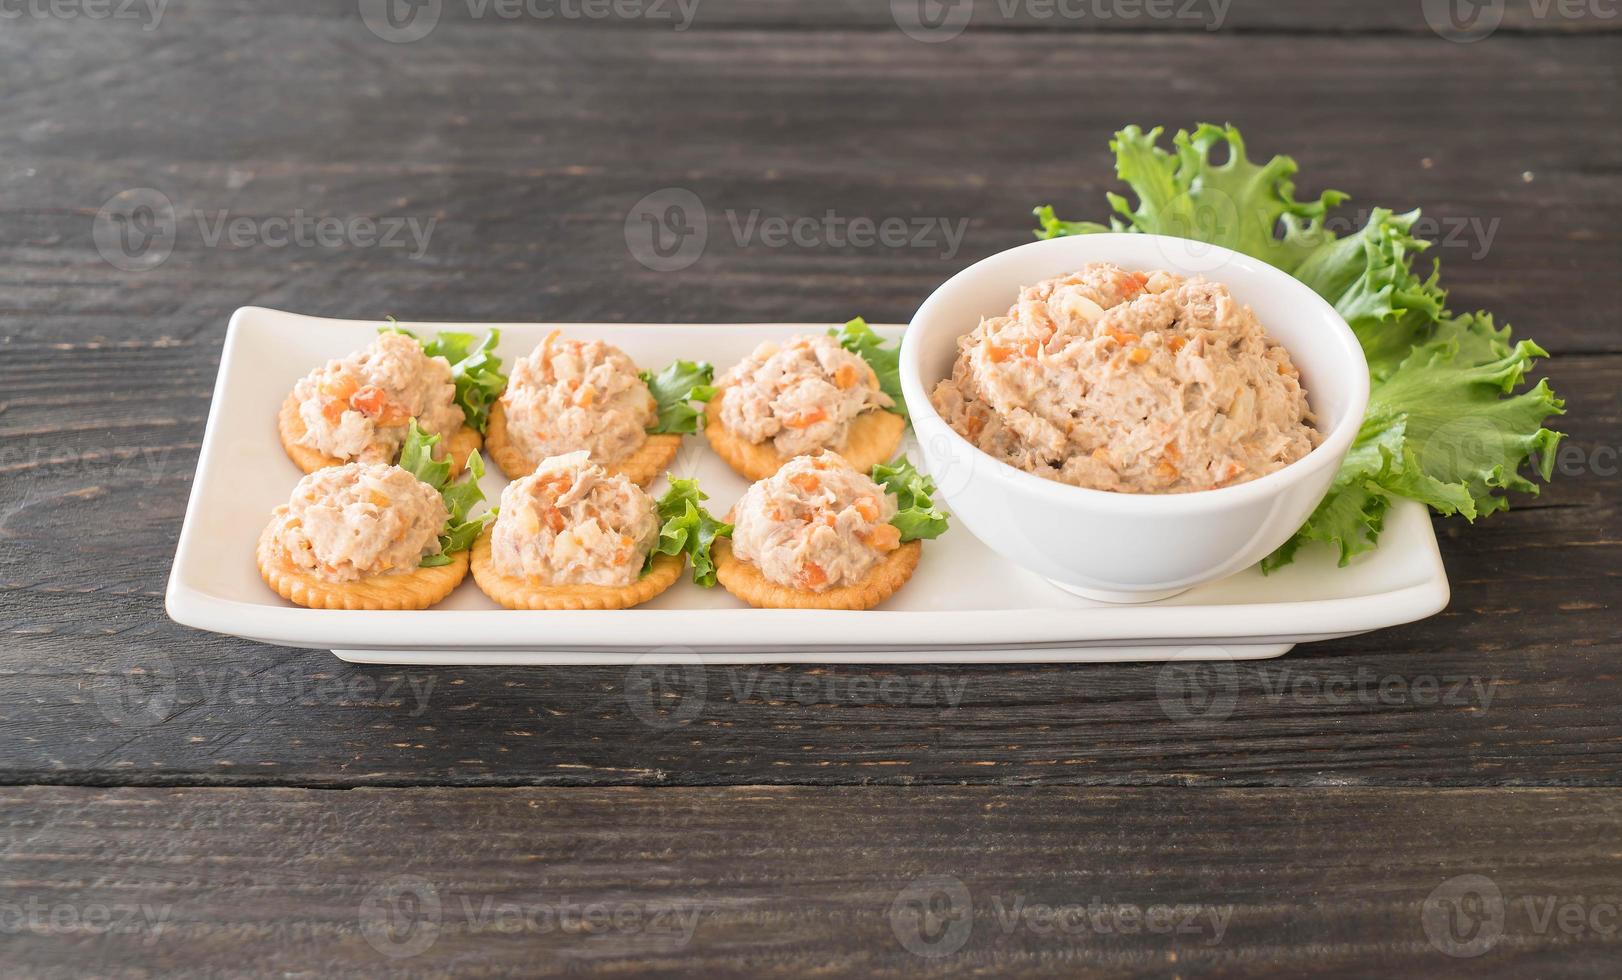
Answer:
[
  {"xmin": 703, "ymin": 387, "xmax": 905, "ymax": 482},
  {"xmin": 713, "ymin": 536, "xmax": 921, "ymax": 611},
  {"xmin": 256, "ymin": 522, "xmax": 470, "ymax": 610},
  {"xmin": 484, "ymin": 400, "xmax": 680, "ymax": 488},
  {"xmin": 469, "ymin": 530, "xmax": 683, "ymax": 611},
  {"xmin": 279, "ymin": 391, "xmax": 481, "ymax": 477}
]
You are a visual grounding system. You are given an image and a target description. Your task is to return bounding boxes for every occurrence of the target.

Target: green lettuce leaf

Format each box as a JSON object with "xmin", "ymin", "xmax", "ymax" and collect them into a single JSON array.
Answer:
[
  {"xmin": 830, "ymin": 317, "xmax": 908, "ymax": 421},
  {"xmin": 650, "ymin": 478, "xmax": 732, "ymax": 587},
  {"xmin": 1033, "ymin": 124, "xmax": 1564, "ymax": 569},
  {"xmin": 380, "ymin": 320, "xmax": 507, "ymax": 434},
  {"xmin": 399, "ymin": 419, "xmax": 493, "ymax": 566},
  {"xmin": 639, "ymin": 360, "xmax": 717, "ymax": 435},
  {"xmin": 870, "ymin": 456, "xmax": 949, "ymax": 543}
]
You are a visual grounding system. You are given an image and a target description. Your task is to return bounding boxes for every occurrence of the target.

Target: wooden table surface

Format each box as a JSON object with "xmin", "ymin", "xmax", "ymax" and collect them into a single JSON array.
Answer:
[{"xmin": 2, "ymin": 1, "xmax": 1618, "ymax": 975}]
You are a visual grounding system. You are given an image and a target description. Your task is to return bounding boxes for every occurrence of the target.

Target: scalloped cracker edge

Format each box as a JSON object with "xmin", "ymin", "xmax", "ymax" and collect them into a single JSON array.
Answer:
[
  {"xmin": 703, "ymin": 387, "xmax": 905, "ymax": 481},
  {"xmin": 713, "ymin": 536, "xmax": 921, "ymax": 610},
  {"xmin": 470, "ymin": 529, "xmax": 684, "ymax": 610},
  {"xmin": 484, "ymin": 399, "xmax": 679, "ymax": 488},
  {"xmin": 256, "ymin": 522, "xmax": 469, "ymax": 610}
]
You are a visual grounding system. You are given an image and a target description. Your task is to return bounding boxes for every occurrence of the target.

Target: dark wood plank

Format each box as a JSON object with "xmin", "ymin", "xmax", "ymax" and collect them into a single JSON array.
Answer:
[
  {"xmin": 1, "ymin": 19, "xmax": 1617, "ymax": 353},
  {"xmin": 148, "ymin": 0, "xmax": 1622, "ymax": 33},
  {"xmin": 2, "ymin": 785, "xmax": 1618, "ymax": 977},
  {"xmin": 0, "ymin": 350, "xmax": 1610, "ymax": 789}
]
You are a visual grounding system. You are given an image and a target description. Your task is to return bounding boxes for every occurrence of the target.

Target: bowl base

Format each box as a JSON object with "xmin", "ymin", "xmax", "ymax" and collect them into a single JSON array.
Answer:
[{"xmin": 1044, "ymin": 579, "xmax": 1190, "ymax": 604}]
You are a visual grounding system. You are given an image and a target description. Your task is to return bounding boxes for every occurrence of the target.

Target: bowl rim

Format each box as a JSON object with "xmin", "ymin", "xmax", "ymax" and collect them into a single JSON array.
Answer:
[{"xmin": 899, "ymin": 232, "xmax": 1371, "ymax": 514}]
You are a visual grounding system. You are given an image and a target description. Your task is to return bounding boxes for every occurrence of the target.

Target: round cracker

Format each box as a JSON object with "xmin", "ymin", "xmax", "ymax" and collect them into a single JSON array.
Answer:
[
  {"xmin": 278, "ymin": 392, "xmax": 480, "ymax": 477},
  {"xmin": 484, "ymin": 400, "xmax": 678, "ymax": 489},
  {"xmin": 470, "ymin": 529, "xmax": 684, "ymax": 610},
  {"xmin": 713, "ymin": 536, "xmax": 921, "ymax": 610},
  {"xmin": 256, "ymin": 522, "xmax": 469, "ymax": 610},
  {"xmin": 702, "ymin": 387, "xmax": 906, "ymax": 481}
]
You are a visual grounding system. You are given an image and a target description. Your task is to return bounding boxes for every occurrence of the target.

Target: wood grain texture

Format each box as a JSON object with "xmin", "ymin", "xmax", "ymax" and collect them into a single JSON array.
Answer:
[
  {"xmin": 1, "ymin": 785, "xmax": 1618, "ymax": 977},
  {"xmin": 0, "ymin": 14, "xmax": 1617, "ymax": 351},
  {"xmin": 116, "ymin": 0, "xmax": 1622, "ymax": 33}
]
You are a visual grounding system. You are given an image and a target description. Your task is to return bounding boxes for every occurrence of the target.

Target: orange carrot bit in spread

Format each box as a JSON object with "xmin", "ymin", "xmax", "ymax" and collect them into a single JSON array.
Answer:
[
  {"xmin": 1022, "ymin": 339, "xmax": 1041, "ymax": 359},
  {"xmin": 964, "ymin": 415, "xmax": 986, "ymax": 438},
  {"xmin": 574, "ymin": 383, "xmax": 597, "ymax": 408},
  {"xmin": 798, "ymin": 562, "xmax": 828, "ymax": 590},
  {"xmin": 349, "ymin": 385, "xmax": 389, "ymax": 418},
  {"xmin": 865, "ymin": 523, "xmax": 901, "ymax": 552},
  {"xmin": 834, "ymin": 363, "xmax": 861, "ymax": 390},
  {"xmin": 789, "ymin": 471, "xmax": 821, "ymax": 493},
  {"xmin": 321, "ymin": 375, "xmax": 360, "ymax": 402},
  {"xmin": 366, "ymin": 490, "xmax": 391, "ymax": 507},
  {"xmin": 1155, "ymin": 460, "xmax": 1179, "ymax": 481},
  {"xmin": 785, "ymin": 406, "xmax": 827, "ymax": 429},
  {"xmin": 321, "ymin": 398, "xmax": 348, "ymax": 425},
  {"xmin": 544, "ymin": 507, "xmax": 566, "ymax": 533},
  {"xmin": 1107, "ymin": 329, "xmax": 1140, "ymax": 347},
  {"xmin": 1128, "ymin": 347, "xmax": 1151, "ymax": 365},
  {"xmin": 854, "ymin": 496, "xmax": 881, "ymax": 521},
  {"xmin": 1091, "ymin": 447, "xmax": 1112, "ymax": 465},
  {"xmin": 1169, "ymin": 336, "xmax": 1189, "ymax": 353},
  {"xmin": 985, "ymin": 344, "xmax": 1015, "ymax": 363}
]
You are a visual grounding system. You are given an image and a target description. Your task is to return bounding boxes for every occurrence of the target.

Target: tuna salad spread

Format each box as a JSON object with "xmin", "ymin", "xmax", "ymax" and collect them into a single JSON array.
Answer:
[
  {"xmin": 500, "ymin": 334, "xmax": 657, "ymax": 465},
  {"xmin": 731, "ymin": 452, "xmax": 901, "ymax": 592},
  {"xmin": 292, "ymin": 331, "xmax": 464, "ymax": 464},
  {"xmin": 719, "ymin": 335, "xmax": 893, "ymax": 457},
  {"xmin": 267, "ymin": 463, "xmax": 448, "ymax": 582},
  {"xmin": 489, "ymin": 451, "xmax": 660, "ymax": 587},
  {"xmin": 930, "ymin": 263, "xmax": 1321, "ymax": 493}
]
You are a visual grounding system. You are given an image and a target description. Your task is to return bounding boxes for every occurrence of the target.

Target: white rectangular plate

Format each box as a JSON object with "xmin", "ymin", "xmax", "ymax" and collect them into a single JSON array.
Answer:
[{"xmin": 166, "ymin": 309, "xmax": 1450, "ymax": 665}]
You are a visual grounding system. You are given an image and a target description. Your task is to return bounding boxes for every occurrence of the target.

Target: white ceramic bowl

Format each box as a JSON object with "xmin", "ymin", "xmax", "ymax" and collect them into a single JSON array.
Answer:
[{"xmin": 900, "ymin": 233, "xmax": 1370, "ymax": 603}]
